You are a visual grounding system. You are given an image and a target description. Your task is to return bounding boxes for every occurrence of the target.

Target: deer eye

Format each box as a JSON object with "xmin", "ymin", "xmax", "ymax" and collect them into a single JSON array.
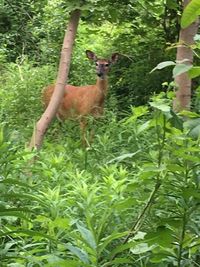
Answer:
[
  {"xmin": 95, "ymin": 62, "xmax": 99, "ymax": 66},
  {"xmin": 105, "ymin": 63, "xmax": 110, "ymax": 67}
]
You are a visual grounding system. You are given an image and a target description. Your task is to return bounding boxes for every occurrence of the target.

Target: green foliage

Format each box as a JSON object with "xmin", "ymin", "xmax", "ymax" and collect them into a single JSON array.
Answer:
[
  {"xmin": 1, "ymin": 92, "xmax": 200, "ymax": 266},
  {"xmin": 0, "ymin": 59, "xmax": 56, "ymax": 140},
  {"xmin": 151, "ymin": 38, "xmax": 200, "ymax": 113},
  {"xmin": 189, "ymin": 66, "xmax": 200, "ymax": 79},
  {"xmin": 1, "ymin": 0, "xmax": 200, "ymax": 265},
  {"xmin": 1, "ymin": 0, "xmax": 176, "ymax": 110}
]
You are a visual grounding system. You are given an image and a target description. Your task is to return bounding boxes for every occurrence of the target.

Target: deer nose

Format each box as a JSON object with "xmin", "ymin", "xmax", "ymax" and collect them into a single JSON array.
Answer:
[
  {"xmin": 97, "ymin": 65, "xmax": 105, "ymax": 77},
  {"xmin": 97, "ymin": 73, "xmax": 103, "ymax": 78}
]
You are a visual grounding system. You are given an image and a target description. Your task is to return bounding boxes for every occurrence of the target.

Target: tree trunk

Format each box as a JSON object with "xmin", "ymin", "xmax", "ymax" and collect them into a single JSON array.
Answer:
[
  {"xmin": 29, "ymin": 9, "xmax": 81, "ymax": 150},
  {"xmin": 173, "ymin": 0, "xmax": 199, "ymax": 112}
]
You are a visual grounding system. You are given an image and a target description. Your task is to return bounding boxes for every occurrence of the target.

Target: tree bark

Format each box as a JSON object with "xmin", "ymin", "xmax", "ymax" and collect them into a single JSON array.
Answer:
[
  {"xmin": 29, "ymin": 9, "xmax": 81, "ymax": 150},
  {"xmin": 173, "ymin": 0, "xmax": 199, "ymax": 112}
]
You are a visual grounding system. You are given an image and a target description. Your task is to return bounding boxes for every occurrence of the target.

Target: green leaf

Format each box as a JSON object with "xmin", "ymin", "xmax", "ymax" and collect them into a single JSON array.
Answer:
[
  {"xmin": 0, "ymin": 230, "xmax": 54, "ymax": 240},
  {"xmin": 67, "ymin": 243, "xmax": 90, "ymax": 264},
  {"xmin": 109, "ymin": 241, "xmax": 138, "ymax": 258},
  {"xmin": 150, "ymin": 254, "xmax": 170, "ymax": 263},
  {"xmin": 181, "ymin": 110, "xmax": 200, "ymax": 118},
  {"xmin": 76, "ymin": 223, "xmax": 97, "ymax": 250},
  {"xmin": 184, "ymin": 118, "xmax": 200, "ymax": 138},
  {"xmin": 98, "ymin": 231, "xmax": 128, "ymax": 255},
  {"xmin": 108, "ymin": 151, "xmax": 140, "ymax": 164},
  {"xmin": 137, "ymin": 120, "xmax": 151, "ymax": 134},
  {"xmin": 114, "ymin": 198, "xmax": 137, "ymax": 211},
  {"xmin": 111, "ymin": 257, "xmax": 133, "ymax": 264},
  {"xmin": 182, "ymin": 187, "xmax": 200, "ymax": 200},
  {"xmin": 181, "ymin": 0, "xmax": 200, "ymax": 28},
  {"xmin": 0, "ymin": 208, "xmax": 32, "ymax": 221},
  {"xmin": 125, "ymin": 106, "xmax": 149, "ymax": 124},
  {"xmin": 150, "ymin": 61, "xmax": 176, "ymax": 73},
  {"xmin": 132, "ymin": 231, "xmax": 146, "ymax": 240},
  {"xmin": 189, "ymin": 124, "xmax": 200, "ymax": 138},
  {"xmin": 167, "ymin": 164, "xmax": 184, "ymax": 172},
  {"xmin": 130, "ymin": 243, "xmax": 156, "ymax": 254},
  {"xmin": 188, "ymin": 67, "xmax": 200, "ymax": 78},
  {"xmin": 174, "ymin": 152, "xmax": 199, "ymax": 162},
  {"xmin": 169, "ymin": 110, "xmax": 183, "ymax": 131},
  {"xmin": 44, "ymin": 256, "xmax": 81, "ymax": 267},
  {"xmin": 51, "ymin": 217, "xmax": 70, "ymax": 230},
  {"xmin": 194, "ymin": 34, "xmax": 200, "ymax": 41},
  {"xmin": 149, "ymin": 101, "xmax": 171, "ymax": 112},
  {"xmin": 172, "ymin": 64, "xmax": 193, "ymax": 77},
  {"xmin": 145, "ymin": 226, "xmax": 174, "ymax": 248},
  {"xmin": 166, "ymin": 0, "xmax": 179, "ymax": 10}
]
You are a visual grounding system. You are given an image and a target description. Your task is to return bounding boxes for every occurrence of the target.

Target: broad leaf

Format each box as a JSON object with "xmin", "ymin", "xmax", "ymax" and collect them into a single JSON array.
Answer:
[
  {"xmin": 98, "ymin": 231, "xmax": 128, "ymax": 255},
  {"xmin": 181, "ymin": 0, "xmax": 200, "ymax": 28},
  {"xmin": 172, "ymin": 64, "xmax": 193, "ymax": 77},
  {"xmin": 67, "ymin": 243, "xmax": 90, "ymax": 264},
  {"xmin": 145, "ymin": 226, "xmax": 174, "ymax": 248},
  {"xmin": 149, "ymin": 101, "xmax": 171, "ymax": 112},
  {"xmin": 188, "ymin": 67, "xmax": 200, "ymax": 78},
  {"xmin": 184, "ymin": 118, "xmax": 200, "ymax": 138},
  {"xmin": 125, "ymin": 106, "xmax": 149, "ymax": 124},
  {"xmin": 150, "ymin": 254, "xmax": 170, "ymax": 263},
  {"xmin": 150, "ymin": 61, "xmax": 176, "ymax": 73},
  {"xmin": 130, "ymin": 243, "xmax": 156, "ymax": 254},
  {"xmin": 194, "ymin": 34, "xmax": 200, "ymax": 41},
  {"xmin": 109, "ymin": 241, "xmax": 138, "ymax": 258},
  {"xmin": 169, "ymin": 110, "xmax": 183, "ymax": 131},
  {"xmin": 76, "ymin": 223, "xmax": 97, "ymax": 250}
]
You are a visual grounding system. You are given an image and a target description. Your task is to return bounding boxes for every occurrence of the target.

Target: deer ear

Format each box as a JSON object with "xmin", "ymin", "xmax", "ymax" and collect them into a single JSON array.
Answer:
[
  {"xmin": 86, "ymin": 50, "xmax": 97, "ymax": 61},
  {"xmin": 111, "ymin": 53, "xmax": 119, "ymax": 63}
]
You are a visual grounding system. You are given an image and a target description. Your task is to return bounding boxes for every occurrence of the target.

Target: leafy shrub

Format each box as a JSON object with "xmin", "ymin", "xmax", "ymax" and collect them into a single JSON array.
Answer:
[{"xmin": 1, "ymin": 93, "xmax": 200, "ymax": 266}]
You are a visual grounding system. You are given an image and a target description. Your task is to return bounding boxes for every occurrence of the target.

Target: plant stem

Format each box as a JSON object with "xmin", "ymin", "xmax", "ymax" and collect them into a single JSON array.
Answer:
[
  {"xmin": 106, "ymin": 178, "xmax": 162, "ymax": 266},
  {"xmin": 123, "ymin": 180, "xmax": 161, "ymax": 244},
  {"xmin": 177, "ymin": 210, "xmax": 187, "ymax": 267},
  {"xmin": 156, "ymin": 112, "xmax": 166, "ymax": 168},
  {"xmin": 84, "ymin": 147, "xmax": 88, "ymax": 170}
]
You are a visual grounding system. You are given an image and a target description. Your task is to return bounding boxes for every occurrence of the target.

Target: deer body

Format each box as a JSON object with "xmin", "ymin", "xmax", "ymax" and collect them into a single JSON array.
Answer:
[
  {"xmin": 42, "ymin": 50, "xmax": 118, "ymax": 143},
  {"xmin": 43, "ymin": 78, "xmax": 108, "ymax": 120}
]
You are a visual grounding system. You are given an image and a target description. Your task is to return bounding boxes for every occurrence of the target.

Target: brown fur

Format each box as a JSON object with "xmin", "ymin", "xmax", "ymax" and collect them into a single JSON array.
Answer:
[
  {"xmin": 42, "ymin": 78, "xmax": 108, "ymax": 120},
  {"xmin": 42, "ymin": 50, "xmax": 119, "ymax": 144}
]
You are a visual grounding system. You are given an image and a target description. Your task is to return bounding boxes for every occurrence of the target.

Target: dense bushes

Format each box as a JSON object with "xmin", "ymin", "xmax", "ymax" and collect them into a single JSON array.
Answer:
[
  {"xmin": 1, "ymin": 1, "xmax": 200, "ymax": 266},
  {"xmin": 1, "ymin": 95, "xmax": 200, "ymax": 266},
  {"xmin": 0, "ymin": 0, "xmax": 175, "ymax": 110}
]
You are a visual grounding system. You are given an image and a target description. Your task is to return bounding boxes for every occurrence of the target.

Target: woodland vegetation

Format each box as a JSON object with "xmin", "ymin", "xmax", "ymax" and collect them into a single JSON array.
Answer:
[{"xmin": 0, "ymin": 0, "xmax": 200, "ymax": 266}]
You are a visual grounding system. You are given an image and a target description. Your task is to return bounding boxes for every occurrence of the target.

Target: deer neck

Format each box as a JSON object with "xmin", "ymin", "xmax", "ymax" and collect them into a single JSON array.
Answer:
[{"xmin": 96, "ymin": 76, "xmax": 108, "ymax": 95}]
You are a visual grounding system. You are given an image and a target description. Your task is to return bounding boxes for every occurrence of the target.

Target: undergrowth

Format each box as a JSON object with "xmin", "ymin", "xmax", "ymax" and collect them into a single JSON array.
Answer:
[
  {"xmin": 0, "ymin": 62, "xmax": 200, "ymax": 266},
  {"xmin": 1, "ymin": 95, "xmax": 200, "ymax": 267}
]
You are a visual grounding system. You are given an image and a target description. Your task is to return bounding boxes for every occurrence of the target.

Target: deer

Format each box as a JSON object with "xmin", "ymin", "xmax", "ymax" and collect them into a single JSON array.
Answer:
[{"xmin": 42, "ymin": 50, "xmax": 119, "ymax": 145}]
